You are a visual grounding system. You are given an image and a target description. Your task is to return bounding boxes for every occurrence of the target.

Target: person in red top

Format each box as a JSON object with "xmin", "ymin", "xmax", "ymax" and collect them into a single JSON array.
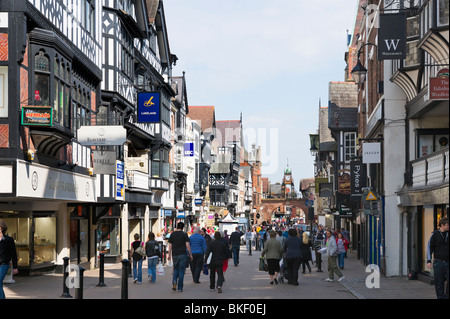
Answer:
[{"xmin": 336, "ymin": 233, "xmax": 349, "ymax": 270}]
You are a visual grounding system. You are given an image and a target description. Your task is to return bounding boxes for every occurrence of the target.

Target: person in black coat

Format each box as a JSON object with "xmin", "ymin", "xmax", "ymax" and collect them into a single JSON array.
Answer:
[
  {"xmin": 206, "ymin": 232, "xmax": 228, "ymax": 293},
  {"xmin": 300, "ymin": 232, "xmax": 312, "ymax": 273},
  {"xmin": 283, "ymin": 228, "xmax": 303, "ymax": 286}
]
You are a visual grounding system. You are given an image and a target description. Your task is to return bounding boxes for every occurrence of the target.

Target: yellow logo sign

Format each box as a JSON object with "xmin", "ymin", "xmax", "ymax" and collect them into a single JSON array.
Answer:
[{"xmin": 144, "ymin": 96, "xmax": 155, "ymax": 107}]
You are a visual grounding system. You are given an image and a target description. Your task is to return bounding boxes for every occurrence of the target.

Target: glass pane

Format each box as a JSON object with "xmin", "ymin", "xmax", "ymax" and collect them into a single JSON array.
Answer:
[
  {"xmin": 35, "ymin": 51, "xmax": 49, "ymax": 72},
  {"xmin": 419, "ymin": 135, "xmax": 434, "ymax": 157},
  {"xmin": 54, "ymin": 81, "xmax": 59, "ymax": 122},
  {"xmin": 64, "ymin": 85, "xmax": 70, "ymax": 127},
  {"xmin": 34, "ymin": 73, "xmax": 50, "ymax": 105},
  {"xmin": 97, "ymin": 219, "xmax": 120, "ymax": 256},
  {"xmin": 34, "ymin": 217, "xmax": 56, "ymax": 266}
]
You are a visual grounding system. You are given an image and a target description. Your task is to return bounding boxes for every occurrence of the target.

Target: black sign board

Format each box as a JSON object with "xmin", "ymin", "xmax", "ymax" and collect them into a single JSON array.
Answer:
[
  {"xmin": 378, "ymin": 13, "xmax": 407, "ymax": 60},
  {"xmin": 350, "ymin": 160, "xmax": 367, "ymax": 196},
  {"xmin": 319, "ymin": 183, "xmax": 333, "ymax": 198}
]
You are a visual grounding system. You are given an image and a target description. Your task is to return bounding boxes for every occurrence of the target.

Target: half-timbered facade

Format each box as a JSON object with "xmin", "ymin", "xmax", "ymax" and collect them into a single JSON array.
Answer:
[{"xmin": 0, "ymin": 0, "xmax": 102, "ymax": 273}]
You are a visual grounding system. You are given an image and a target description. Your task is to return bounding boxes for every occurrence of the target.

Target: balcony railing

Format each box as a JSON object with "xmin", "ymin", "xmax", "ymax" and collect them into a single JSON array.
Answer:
[
  {"xmin": 126, "ymin": 170, "xmax": 149, "ymax": 189},
  {"xmin": 411, "ymin": 147, "xmax": 449, "ymax": 187}
]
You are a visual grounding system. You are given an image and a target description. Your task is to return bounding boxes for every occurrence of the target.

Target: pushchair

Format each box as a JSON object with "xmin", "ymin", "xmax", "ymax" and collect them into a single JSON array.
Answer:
[{"xmin": 277, "ymin": 258, "xmax": 289, "ymax": 284}]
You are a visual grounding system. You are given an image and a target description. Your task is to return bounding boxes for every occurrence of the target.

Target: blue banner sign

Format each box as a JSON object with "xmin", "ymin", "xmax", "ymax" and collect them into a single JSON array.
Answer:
[
  {"xmin": 184, "ymin": 142, "xmax": 194, "ymax": 157},
  {"xmin": 137, "ymin": 92, "xmax": 160, "ymax": 123}
]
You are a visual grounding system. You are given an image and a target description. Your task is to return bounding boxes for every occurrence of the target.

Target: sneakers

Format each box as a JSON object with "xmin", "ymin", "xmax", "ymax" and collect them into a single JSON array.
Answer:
[
  {"xmin": 217, "ymin": 287, "xmax": 222, "ymax": 293},
  {"xmin": 324, "ymin": 278, "xmax": 334, "ymax": 282},
  {"xmin": 338, "ymin": 276, "xmax": 345, "ymax": 282}
]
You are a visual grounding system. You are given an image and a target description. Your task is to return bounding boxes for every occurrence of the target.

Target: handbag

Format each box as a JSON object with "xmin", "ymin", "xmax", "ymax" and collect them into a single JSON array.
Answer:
[
  {"xmin": 259, "ymin": 257, "xmax": 267, "ymax": 271},
  {"xmin": 135, "ymin": 246, "xmax": 146, "ymax": 257},
  {"xmin": 206, "ymin": 252, "xmax": 212, "ymax": 265},
  {"xmin": 203, "ymin": 263, "xmax": 209, "ymax": 275}
]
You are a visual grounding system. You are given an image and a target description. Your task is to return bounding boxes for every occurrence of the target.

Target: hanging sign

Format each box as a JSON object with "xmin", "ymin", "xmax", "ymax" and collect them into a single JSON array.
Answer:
[
  {"xmin": 137, "ymin": 92, "xmax": 160, "ymax": 123},
  {"xmin": 429, "ymin": 68, "xmax": 449, "ymax": 100},
  {"xmin": 378, "ymin": 13, "xmax": 406, "ymax": 60},
  {"xmin": 362, "ymin": 142, "xmax": 381, "ymax": 164},
  {"xmin": 21, "ymin": 106, "xmax": 53, "ymax": 126}
]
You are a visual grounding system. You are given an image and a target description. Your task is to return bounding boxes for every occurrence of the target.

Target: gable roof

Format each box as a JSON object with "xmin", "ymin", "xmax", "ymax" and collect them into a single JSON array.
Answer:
[{"xmin": 188, "ymin": 106, "xmax": 216, "ymax": 133}]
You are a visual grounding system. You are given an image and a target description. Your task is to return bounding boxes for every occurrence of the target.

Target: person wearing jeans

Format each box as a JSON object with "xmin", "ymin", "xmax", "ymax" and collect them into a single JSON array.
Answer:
[
  {"xmin": 168, "ymin": 222, "xmax": 192, "ymax": 292},
  {"xmin": 427, "ymin": 217, "xmax": 449, "ymax": 299},
  {"xmin": 0, "ymin": 219, "xmax": 18, "ymax": 299}
]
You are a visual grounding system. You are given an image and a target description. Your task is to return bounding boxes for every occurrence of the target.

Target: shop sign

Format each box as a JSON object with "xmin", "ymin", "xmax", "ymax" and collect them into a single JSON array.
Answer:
[
  {"xmin": 177, "ymin": 211, "xmax": 185, "ymax": 218},
  {"xmin": 126, "ymin": 155, "xmax": 148, "ymax": 173},
  {"xmin": 93, "ymin": 150, "xmax": 116, "ymax": 175},
  {"xmin": 350, "ymin": 160, "xmax": 367, "ymax": 196},
  {"xmin": 78, "ymin": 125, "xmax": 126, "ymax": 146},
  {"xmin": 194, "ymin": 198, "xmax": 203, "ymax": 206},
  {"xmin": 337, "ymin": 173, "xmax": 351, "ymax": 195},
  {"xmin": 362, "ymin": 142, "xmax": 381, "ymax": 163},
  {"xmin": 137, "ymin": 92, "xmax": 160, "ymax": 123},
  {"xmin": 378, "ymin": 13, "xmax": 406, "ymax": 60},
  {"xmin": 21, "ymin": 106, "xmax": 53, "ymax": 126},
  {"xmin": 164, "ymin": 210, "xmax": 172, "ymax": 217},
  {"xmin": 115, "ymin": 160, "xmax": 124, "ymax": 201},
  {"xmin": 319, "ymin": 182, "xmax": 333, "ymax": 198},
  {"xmin": 429, "ymin": 69, "xmax": 449, "ymax": 100},
  {"xmin": 184, "ymin": 142, "xmax": 194, "ymax": 157},
  {"xmin": 15, "ymin": 160, "xmax": 95, "ymax": 201}
]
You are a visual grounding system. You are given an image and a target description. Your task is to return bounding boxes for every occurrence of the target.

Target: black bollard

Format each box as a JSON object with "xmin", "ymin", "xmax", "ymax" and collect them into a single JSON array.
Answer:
[
  {"xmin": 75, "ymin": 267, "xmax": 85, "ymax": 299},
  {"xmin": 249, "ymin": 240, "xmax": 252, "ymax": 256},
  {"xmin": 61, "ymin": 257, "xmax": 72, "ymax": 298},
  {"xmin": 97, "ymin": 253, "xmax": 107, "ymax": 287},
  {"xmin": 121, "ymin": 259, "xmax": 129, "ymax": 299},
  {"xmin": 127, "ymin": 250, "xmax": 132, "ymax": 277}
]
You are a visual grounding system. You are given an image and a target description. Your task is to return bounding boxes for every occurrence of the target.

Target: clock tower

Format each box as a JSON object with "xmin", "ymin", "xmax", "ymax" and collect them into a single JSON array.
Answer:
[{"xmin": 281, "ymin": 165, "xmax": 295, "ymax": 198}]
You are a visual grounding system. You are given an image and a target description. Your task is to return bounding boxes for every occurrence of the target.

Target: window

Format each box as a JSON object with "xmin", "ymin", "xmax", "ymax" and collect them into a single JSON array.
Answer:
[
  {"xmin": 72, "ymin": 85, "xmax": 91, "ymax": 135},
  {"xmin": 344, "ymin": 132, "xmax": 357, "ymax": 162},
  {"xmin": 54, "ymin": 57, "xmax": 71, "ymax": 127},
  {"xmin": 417, "ymin": 129, "xmax": 449, "ymax": 158},
  {"xmin": 81, "ymin": 0, "xmax": 95, "ymax": 34},
  {"xmin": 151, "ymin": 149, "xmax": 169, "ymax": 178},
  {"xmin": 34, "ymin": 50, "xmax": 50, "ymax": 106},
  {"xmin": 121, "ymin": 27, "xmax": 133, "ymax": 79},
  {"xmin": 438, "ymin": 0, "xmax": 449, "ymax": 26}
]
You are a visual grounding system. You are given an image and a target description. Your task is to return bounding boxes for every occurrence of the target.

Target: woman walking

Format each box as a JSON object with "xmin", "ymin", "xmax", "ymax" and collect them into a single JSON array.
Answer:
[
  {"xmin": 336, "ymin": 233, "xmax": 348, "ymax": 270},
  {"xmin": 283, "ymin": 228, "xmax": 303, "ymax": 286},
  {"xmin": 131, "ymin": 233, "xmax": 145, "ymax": 284},
  {"xmin": 206, "ymin": 232, "xmax": 228, "ymax": 293},
  {"xmin": 145, "ymin": 232, "xmax": 160, "ymax": 283},
  {"xmin": 300, "ymin": 232, "xmax": 312, "ymax": 273},
  {"xmin": 261, "ymin": 230, "xmax": 284, "ymax": 284}
]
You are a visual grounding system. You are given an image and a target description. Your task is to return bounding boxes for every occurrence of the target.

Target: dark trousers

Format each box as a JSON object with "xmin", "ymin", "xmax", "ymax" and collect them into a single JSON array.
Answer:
[
  {"xmin": 433, "ymin": 260, "xmax": 449, "ymax": 299},
  {"xmin": 286, "ymin": 257, "xmax": 301, "ymax": 285},
  {"xmin": 190, "ymin": 253, "xmax": 204, "ymax": 283},
  {"xmin": 302, "ymin": 260, "xmax": 311, "ymax": 273},
  {"xmin": 209, "ymin": 262, "xmax": 224, "ymax": 289},
  {"xmin": 231, "ymin": 244, "xmax": 240, "ymax": 266}
]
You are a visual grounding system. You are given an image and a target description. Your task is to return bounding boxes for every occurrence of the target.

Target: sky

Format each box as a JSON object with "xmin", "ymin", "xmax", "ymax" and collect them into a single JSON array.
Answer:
[{"xmin": 164, "ymin": 0, "xmax": 359, "ymax": 190}]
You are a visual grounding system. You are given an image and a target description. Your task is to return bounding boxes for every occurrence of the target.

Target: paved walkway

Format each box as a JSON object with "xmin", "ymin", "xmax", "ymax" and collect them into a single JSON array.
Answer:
[{"xmin": 3, "ymin": 247, "xmax": 437, "ymax": 300}]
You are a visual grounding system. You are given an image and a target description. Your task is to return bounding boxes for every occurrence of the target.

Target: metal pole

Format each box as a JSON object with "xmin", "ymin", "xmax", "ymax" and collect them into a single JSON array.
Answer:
[
  {"xmin": 97, "ymin": 253, "xmax": 107, "ymax": 287},
  {"xmin": 121, "ymin": 259, "xmax": 128, "ymax": 299},
  {"xmin": 75, "ymin": 267, "xmax": 85, "ymax": 299},
  {"xmin": 61, "ymin": 257, "xmax": 72, "ymax": 298}
]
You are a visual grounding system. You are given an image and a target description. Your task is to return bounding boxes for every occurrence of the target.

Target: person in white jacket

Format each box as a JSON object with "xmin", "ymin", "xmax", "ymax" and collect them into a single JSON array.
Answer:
[{"xmin": 324, "ymin": 230, "xmax": 345, "ymax": 282}]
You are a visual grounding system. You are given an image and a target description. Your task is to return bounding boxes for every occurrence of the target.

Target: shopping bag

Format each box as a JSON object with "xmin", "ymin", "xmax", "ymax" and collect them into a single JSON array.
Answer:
[
  {"xmin": 156, "ymin": 261, "xmax": 164, "ymax": 276},
  {"xmin": 203, "ymin": 263, "xmax": 209, "ymax": 275},
  {"xmin": 311, "ymin": 248, "xmax": 316, "ymax": 263}
]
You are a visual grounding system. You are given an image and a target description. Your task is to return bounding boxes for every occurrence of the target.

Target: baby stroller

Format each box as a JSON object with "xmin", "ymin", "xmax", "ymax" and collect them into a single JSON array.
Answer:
[{"xmin": 277, "ymin": 258, "xmax": 289, "ymax": 284}]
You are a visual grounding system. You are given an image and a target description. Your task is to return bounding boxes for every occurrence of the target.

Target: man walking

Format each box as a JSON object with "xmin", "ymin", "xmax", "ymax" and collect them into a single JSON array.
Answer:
[
  {"xmin": 189, "ymin": 227, "xmax": 207, "ymax": 284},
  {"xmin": 427, "ymin": 217, "xmax": 449, "ymax": 299},
  {"xmin": 230, "ymin": 227, "xmax": 244, "ymax": 266},
  {"xmin": 0, "ymin": 219, "xmax": 18, "ymax": 299},
  {"xmin": 168, "ymin": 222, "xmax": 193, "ymax": 292},
  {"xmin": 324, "ymin": 229, "xmax": 345, "ymax": 282}
]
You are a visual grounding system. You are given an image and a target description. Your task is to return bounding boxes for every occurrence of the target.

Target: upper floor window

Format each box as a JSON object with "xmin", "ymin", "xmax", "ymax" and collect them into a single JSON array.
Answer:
[
  {"xmin": 438, "ymin": 0, "xmax": 449, "ymax": 26},
  {"xmin": 344, "ymin": 132, "xmax": 357, "ymax": 162},
  {"xmin": 121, "ymin": 26, "xmax": 133, "ymax": 79},
  {"xmin": 81, "ymin": 0, "xmax": 95, "ymax": 35}
]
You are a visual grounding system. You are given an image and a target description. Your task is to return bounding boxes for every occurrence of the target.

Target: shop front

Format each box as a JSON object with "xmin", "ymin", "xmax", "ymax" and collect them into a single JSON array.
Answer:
[
  {"xmin": 94, "ymin": 204, "xmax": 121, "ymax": 264},
  {"xmin": 0, "ymin": 211, "xmax": 57, "ymax": 275}
]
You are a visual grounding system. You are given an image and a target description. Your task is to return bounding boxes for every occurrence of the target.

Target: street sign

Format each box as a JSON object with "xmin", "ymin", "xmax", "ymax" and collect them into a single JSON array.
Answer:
[
  {"xmin": 305, "ymin": 200, "xmax": 314, "ymax": 207},
  {"xmin": 366, "ymin": 191, "xmax": 377, "ymax": 201}
]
